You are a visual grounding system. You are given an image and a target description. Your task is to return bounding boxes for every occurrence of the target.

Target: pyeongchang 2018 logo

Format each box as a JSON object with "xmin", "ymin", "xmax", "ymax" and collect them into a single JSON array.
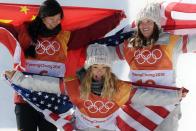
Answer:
[
  {"xmin": 134, "ymin": 49, "xmax": 162, "ymax": 64},
  {"xmin": 84, "ymin": 100, "xmax": 114, "ymax": 114},
  {"xmin": 35, "ymin": 40, "xmax": 60, "ymax": 56}
]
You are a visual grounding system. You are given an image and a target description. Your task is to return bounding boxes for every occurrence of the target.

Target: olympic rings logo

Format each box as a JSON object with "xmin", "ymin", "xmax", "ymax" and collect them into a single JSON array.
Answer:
[
  {"xmin": 35, "ymin": 40, "xmax": 60, "ymax": 55},
  {"xmin": 84, "ymin": 100, "xmax": 114, "ymax": 114},
  {"xmin": 134, "ymin": 49, "xmax": 162, "ymax": 64}
]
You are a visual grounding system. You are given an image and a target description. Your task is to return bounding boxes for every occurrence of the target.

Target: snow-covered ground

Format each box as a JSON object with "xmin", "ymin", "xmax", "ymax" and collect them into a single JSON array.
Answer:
[
  {"xmin": 0, "ymin": 44, "xmax": 15, "ymax": 129},
  {"xmin": 176, "ymin": 53, "xmax": 196, "ymax": 131},
  {"xmin": 1, "ymin": 0, "xmax": 196, "ymax": 131}
]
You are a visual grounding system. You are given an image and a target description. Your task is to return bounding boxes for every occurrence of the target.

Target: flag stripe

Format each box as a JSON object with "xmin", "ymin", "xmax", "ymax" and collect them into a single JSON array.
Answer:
[
  {"xmin": 165, "ymin": 2, "xmax": 196, "ymax": 14},
  {"xmin": 121, "ymin": 105, "xmax": 157, "ymax": 130},
  {"xmin": 164, "ymin": 105, "xmax": 176, "ymax": 112},
  {"xmin": 131, "ymin": 104, "xmax": 164, "ymax": 125},
  {"xmin": 172, "ymin": 11, "xmax": 196, "ymax": 20},
  {"xmin": 49, "ymin": 112, "xmax": 60, "ymax": 121},
  {"xmin": 59, "ymin": 79, "xmax": 66, "ymax": 95},
  {"xmin": 182, "ymin": 35, "xmax": 188, "ymax": 53},
  {"xmin": 115, "ymin": 46, "xmax": 124, "ymax": 60},
  {"xmin": 146, "ymin": 106, "xmax": 170, "ymax": 118},
  {"xmin": 118, "ymin": 108, "xmax": 150, "ymax": 131},
  {"xmin": 116, "ymin": 116, "xmax": 136, "ymax": 131},
  {"xmin": 165, "ymin": 20, "xmax": 196, "ymax": 29},
  {"xmin": 162, "ymin": 1, "xmax": 196, "ymax": 35}
]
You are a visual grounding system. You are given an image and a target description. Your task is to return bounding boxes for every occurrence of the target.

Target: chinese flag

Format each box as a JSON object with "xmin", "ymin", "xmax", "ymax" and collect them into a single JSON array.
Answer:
[
  {"xmin": 0, "ymin": 2, "xmax": 125, "ymax": 76},
  {"xmin": 0, "ymin": 3, "xmax": 125, "ymax": 48}
]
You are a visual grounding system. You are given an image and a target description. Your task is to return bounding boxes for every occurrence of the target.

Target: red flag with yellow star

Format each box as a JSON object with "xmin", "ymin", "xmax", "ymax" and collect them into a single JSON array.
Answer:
[
  {"xmin": 0, "ymin": 4, "xmax": 37, "ymax": 25},
  {"xmin": 0, "ymin": 3, "xmax": 125, "ymax": 32},
  {"xmin": 0, "ymin": 2, "xmax": 125, "ymax": 76}
]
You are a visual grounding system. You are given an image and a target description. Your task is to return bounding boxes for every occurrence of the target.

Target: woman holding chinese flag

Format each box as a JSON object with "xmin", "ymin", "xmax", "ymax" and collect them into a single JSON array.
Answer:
[{"xmin": 8, "ymin": 0, "xmax": 69, "ymax": 130}]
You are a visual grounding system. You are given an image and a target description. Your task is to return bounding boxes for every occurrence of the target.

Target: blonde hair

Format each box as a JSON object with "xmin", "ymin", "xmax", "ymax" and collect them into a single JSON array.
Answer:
[{"xmin": 80, "ymin": 66, "xmax": 119, "ymax": 100}]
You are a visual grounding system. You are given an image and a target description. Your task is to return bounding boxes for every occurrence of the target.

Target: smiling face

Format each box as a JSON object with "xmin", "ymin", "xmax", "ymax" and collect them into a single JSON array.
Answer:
[
  {"xmin": 91, "ymin": 64, "xmax": 108, "ymax": 81},
  {"xmin": 138, "ymin": 19, "xmax": 155, "ymax": 39},
  {"xmin": 42, "ymin": 13, "xmax": 61, "ymax": 30}
]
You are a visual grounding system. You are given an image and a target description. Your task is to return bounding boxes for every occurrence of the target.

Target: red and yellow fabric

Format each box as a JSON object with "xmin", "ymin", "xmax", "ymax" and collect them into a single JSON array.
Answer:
[
  {"xmin": 65, "ymin": 78, "xmax": 131, "ymax": 129},
  {"xmin": 65, "ymin": 78, "xmax": 131, "ymax": 118},
  {"xmin": 123, "ymin": 33, "xmax": 182, "ymax": 86},
  {"xmin": 17, "ymin": 24, "xmax": 69, "ymax": 64},
  {"xmin": 123, "ymin": 34, "xmax": 180, "ymax": 70}
]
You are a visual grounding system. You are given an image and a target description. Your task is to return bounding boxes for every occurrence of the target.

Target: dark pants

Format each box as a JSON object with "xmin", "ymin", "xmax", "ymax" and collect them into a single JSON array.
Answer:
[{"xmin": 15, "ymin": 103, "xmax": 57, "ymax": 131}]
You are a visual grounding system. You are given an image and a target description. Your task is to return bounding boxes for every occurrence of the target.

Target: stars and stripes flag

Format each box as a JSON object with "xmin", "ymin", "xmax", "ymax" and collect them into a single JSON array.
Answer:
[
  {"xmin": 90, "ymin": 28, "xmax": 134, "ymax": 46},
  {"xmin": 11, "ymin": 83, "xmax": 74, "ymax": 131},
  {"xmin": 117, "ymin": 104, "xmax": 176, "ymax": 131},
  {"xmin": 116, "ymin": 82, "xmax": 189, "ymax": 131},
  {"xmin": 161, "ymin": 0, "xmax": 196, "ymax": 35}
]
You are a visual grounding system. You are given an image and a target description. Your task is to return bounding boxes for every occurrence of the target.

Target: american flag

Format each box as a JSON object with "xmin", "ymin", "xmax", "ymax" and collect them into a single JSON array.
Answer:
[
  {"xmin": 90, "ymin": 28, "xmax": 134, "ymax": 46},
  {"xmin": 161, "ymin": 0, "xmax": 196, "ymax": 35},
  {"xmin": 116, "ymin": 82, "xmax": 189, "ymax": 131},
  {"xmin": 117, "ymin": 103, "xmax": 176, "ymax": 131},
  {"xmin": 11, "ymin": 83, "xmax": 74, "ymax": 131}
]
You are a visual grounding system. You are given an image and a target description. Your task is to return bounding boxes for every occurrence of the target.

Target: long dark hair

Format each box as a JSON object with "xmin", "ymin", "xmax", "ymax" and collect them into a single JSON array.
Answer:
[
  {"xmin": 24, "ymin": 0, "xmax": 64, "ymax": 57},
  {"xmin": 128, "ymin": 22, "xmax": 160, "ymax": 48}
]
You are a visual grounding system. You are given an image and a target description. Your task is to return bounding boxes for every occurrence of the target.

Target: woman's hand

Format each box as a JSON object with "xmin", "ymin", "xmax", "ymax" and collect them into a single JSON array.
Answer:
[
  {"xmin": 179, "ymin": 88, "xmax": 187, "ymax": 98},
  {"xmin": 4, "ymin": 70, "xmax": 16, "ymax": 79}
]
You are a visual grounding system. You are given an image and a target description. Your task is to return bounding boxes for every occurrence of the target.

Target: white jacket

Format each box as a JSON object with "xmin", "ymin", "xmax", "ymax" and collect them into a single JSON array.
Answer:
[{"xmin": 11, "ymin": 71, "xmax": 63, "ymax": 94}]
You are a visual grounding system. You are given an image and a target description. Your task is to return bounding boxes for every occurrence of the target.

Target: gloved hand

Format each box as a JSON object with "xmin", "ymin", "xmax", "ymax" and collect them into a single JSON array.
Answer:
[{"xmin": 4, "ymin": 70, "xmax": 16, "ymax": 79}]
